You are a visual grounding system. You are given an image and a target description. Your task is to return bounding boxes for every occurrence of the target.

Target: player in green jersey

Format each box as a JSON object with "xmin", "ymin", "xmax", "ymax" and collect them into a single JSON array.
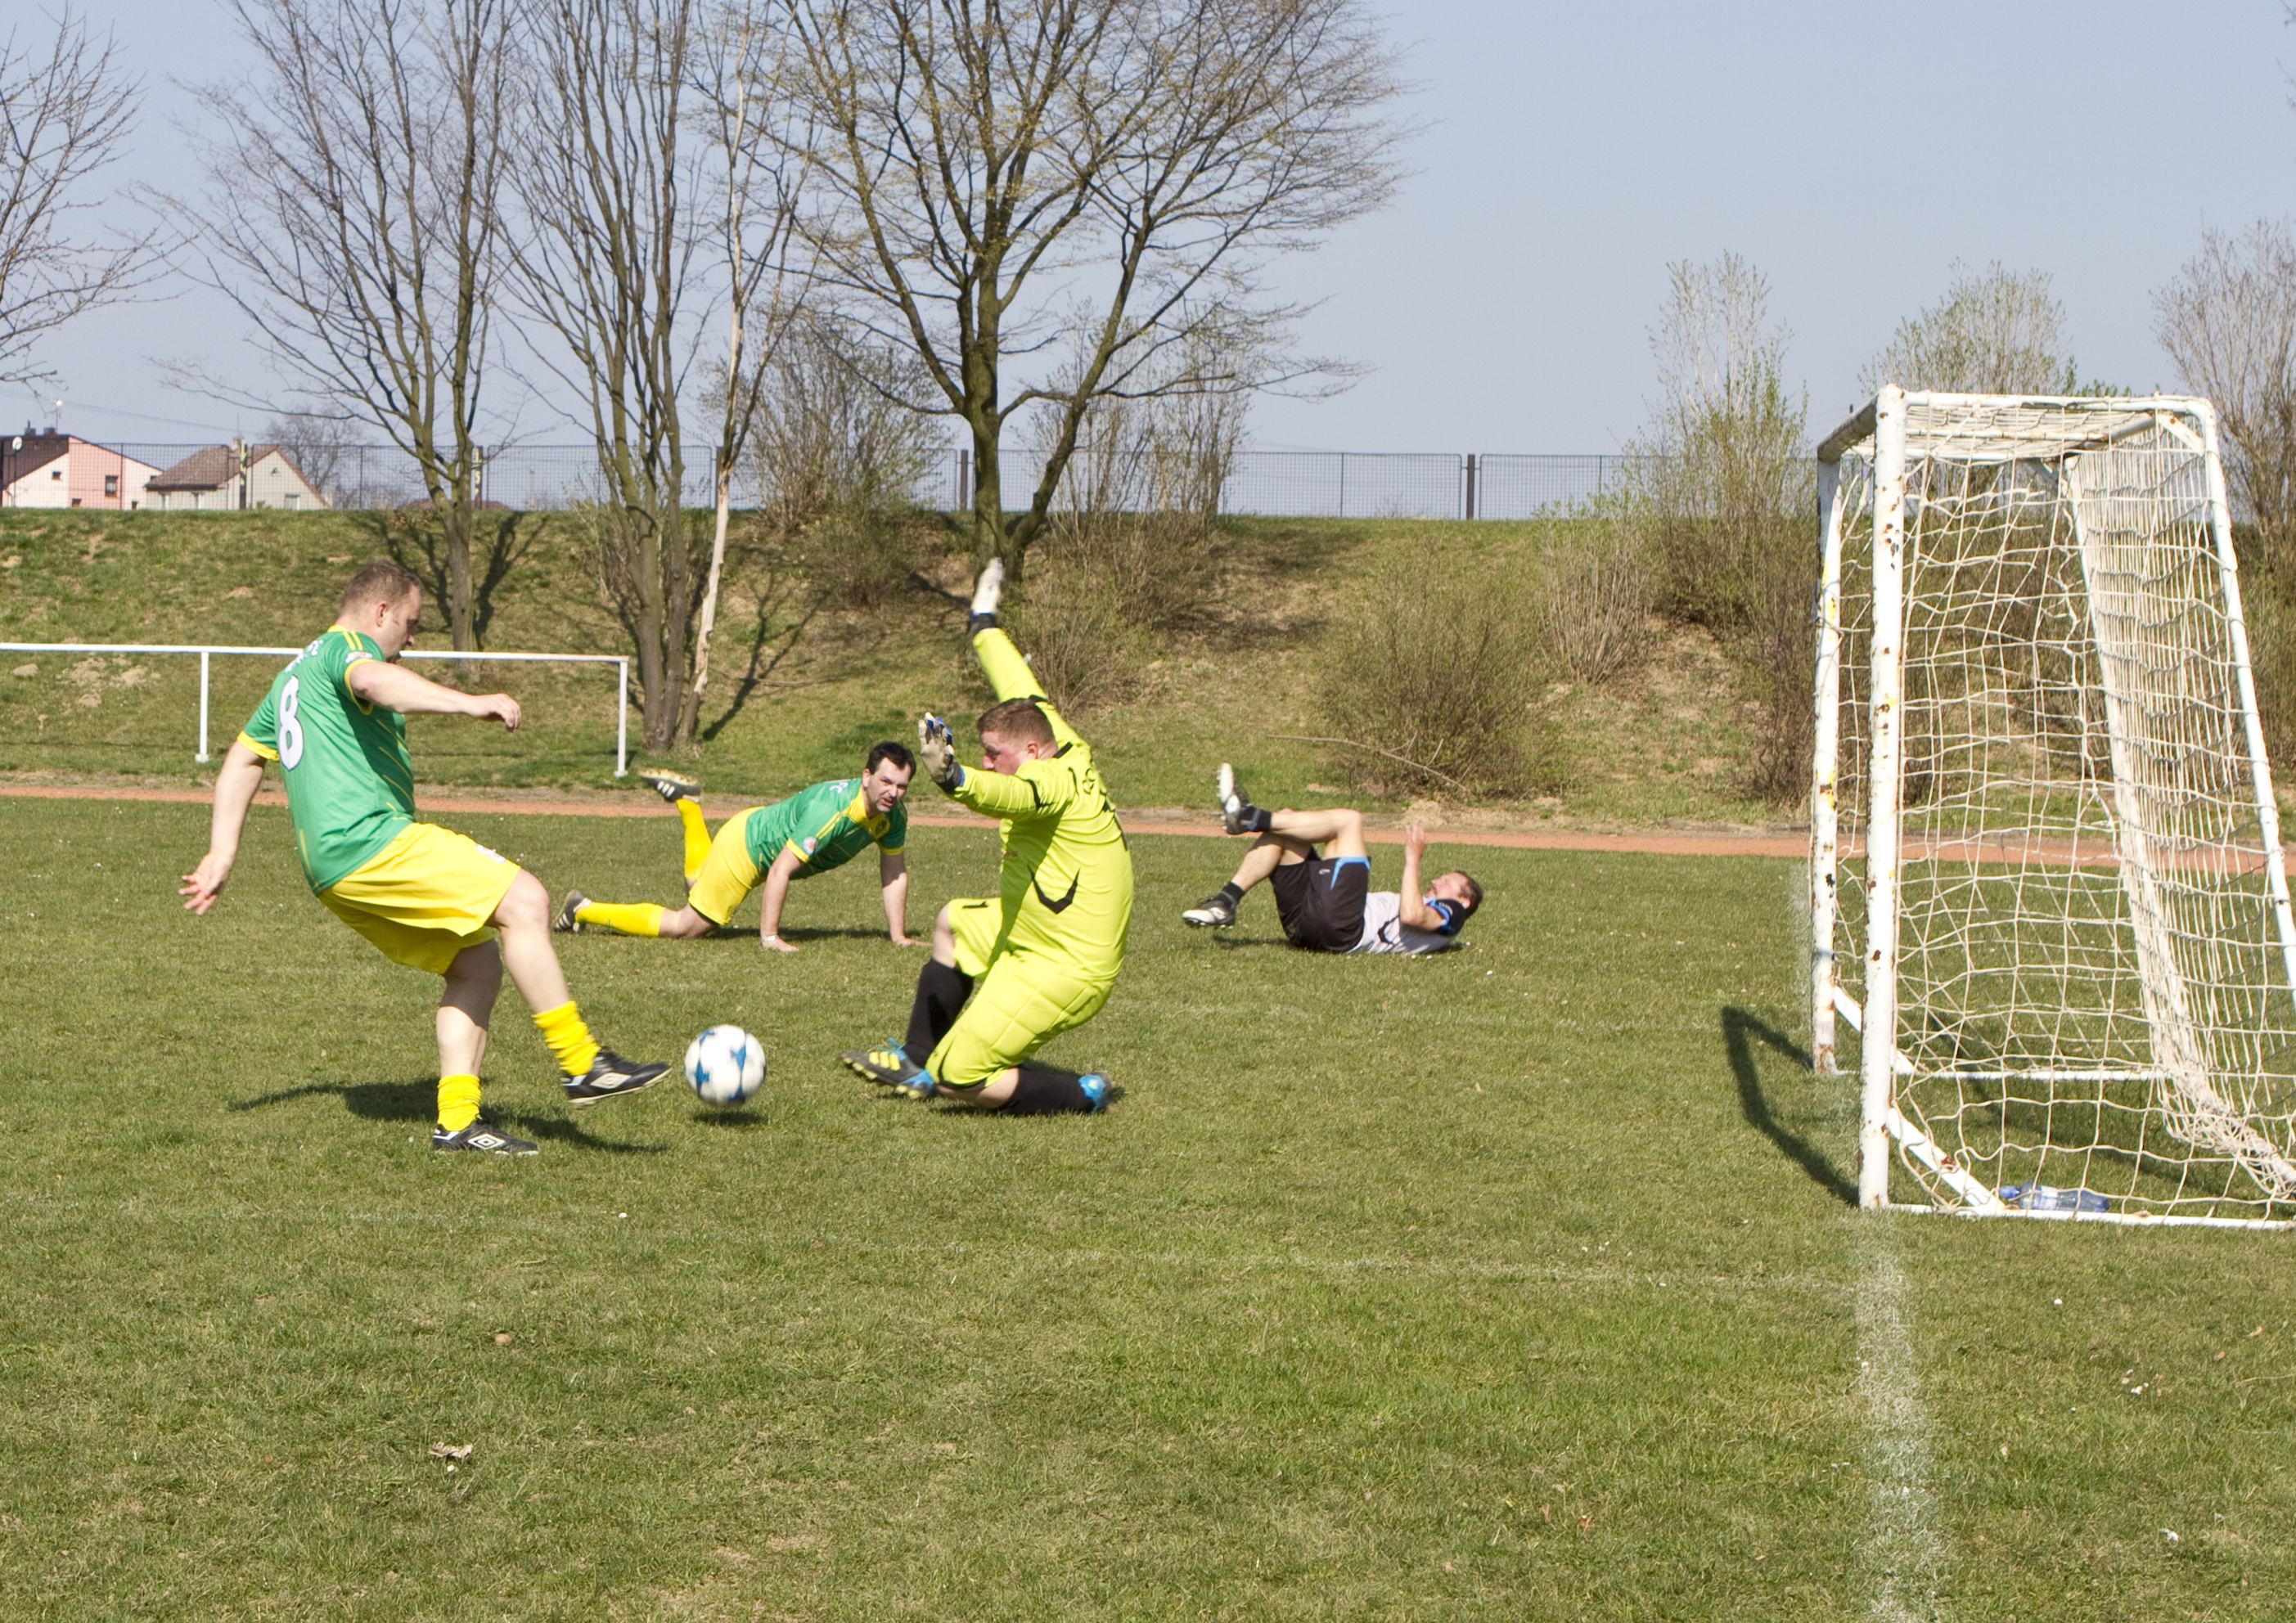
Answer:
[
  {"xmin": 841, "ymin": 560, "xmax": 1131, "ymax": 1113},
  {"xmin": 180, "ymin": 562, "xmax": 667, "ymax": 1156},
  {"xmin": 552, "ymin": 746, "xmax": 916, "ymax": 951}
]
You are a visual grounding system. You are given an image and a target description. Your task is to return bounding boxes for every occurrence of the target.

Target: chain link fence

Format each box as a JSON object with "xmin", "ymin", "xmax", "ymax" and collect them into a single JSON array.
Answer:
[{"xmin": 88, "ymin": 440, "xmax": 1641, "ymax": 520}]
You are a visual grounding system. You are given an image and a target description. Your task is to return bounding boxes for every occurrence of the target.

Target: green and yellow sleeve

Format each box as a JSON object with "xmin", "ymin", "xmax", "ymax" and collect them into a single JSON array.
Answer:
[{"xmin": 239, "ymin": 684, "xmax": 281, "ymax": 759}]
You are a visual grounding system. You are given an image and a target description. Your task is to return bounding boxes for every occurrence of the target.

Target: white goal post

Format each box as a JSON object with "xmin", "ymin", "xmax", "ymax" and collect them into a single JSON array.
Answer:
[
  {"xmin": 0, "ymin": 642, "xmax": 633, "ymax": 777},
  {"xmin": 1811, "ymin": 389, "xmax": 2296, "ymax": 1227}
]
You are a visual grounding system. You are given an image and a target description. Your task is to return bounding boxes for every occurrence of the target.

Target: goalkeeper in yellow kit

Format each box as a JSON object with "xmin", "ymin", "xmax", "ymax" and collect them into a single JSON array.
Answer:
[{"xmin": 841, "ymin": 561, "xmax": 1132, "ymax": 1113}]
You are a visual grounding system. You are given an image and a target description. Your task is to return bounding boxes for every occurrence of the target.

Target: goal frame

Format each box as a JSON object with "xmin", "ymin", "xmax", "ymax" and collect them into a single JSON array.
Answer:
[{"xmin": 1809, "ymin": 386, "xmax": 2296, "ymax": 1228}]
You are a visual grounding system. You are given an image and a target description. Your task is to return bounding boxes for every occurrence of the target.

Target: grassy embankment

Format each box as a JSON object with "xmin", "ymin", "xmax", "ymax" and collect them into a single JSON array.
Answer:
[{"xmin": 0, "ymin": 506, "xmax": 1785, "ymax": 827}]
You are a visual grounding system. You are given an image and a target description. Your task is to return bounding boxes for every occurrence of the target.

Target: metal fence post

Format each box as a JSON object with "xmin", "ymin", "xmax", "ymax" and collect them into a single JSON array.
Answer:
[
  {"xmin": 1464, "ymin": 454, "xmax": 1476, "ymax": 520},
  {"xmin": 197, "ymin": 650, "xmax": 211, "ymax": 762},
  {"xmin": 616, "ymin": 658, "xmax": 630, "ymax": 777}
]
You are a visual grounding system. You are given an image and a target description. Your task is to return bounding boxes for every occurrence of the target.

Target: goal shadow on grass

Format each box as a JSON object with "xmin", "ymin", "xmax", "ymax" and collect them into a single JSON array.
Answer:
[
  {"xmin": 227, "ymin": 1077, "xmax": 668, "ymax": 1154},
  {"xmin": 1722, "ymin": 1007, "xmax": 1856, "ymax": 1206}
]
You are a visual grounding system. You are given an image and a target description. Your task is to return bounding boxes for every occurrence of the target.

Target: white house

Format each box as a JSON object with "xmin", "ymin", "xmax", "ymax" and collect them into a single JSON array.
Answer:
[{"xmin": 145, "ymin": 441, "xmax": 331, "ymax": 511}]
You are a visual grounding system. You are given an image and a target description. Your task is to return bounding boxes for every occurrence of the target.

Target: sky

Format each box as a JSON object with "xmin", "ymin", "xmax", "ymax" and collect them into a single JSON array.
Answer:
[{"xmin": 16, "ymin": 1, "xmax": 2296, "ymax": 456}]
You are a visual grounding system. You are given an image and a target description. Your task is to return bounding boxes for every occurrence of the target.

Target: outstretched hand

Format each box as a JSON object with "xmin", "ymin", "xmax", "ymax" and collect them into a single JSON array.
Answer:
[
  {"xmin": 917, "ymin": 713, "xmax": 964, "ymax": 790},
  {"xmin": 471, "ymin": 692, "xmax": 522, "ymax": 731},
  {"xmin": 179, "ymin": 853, "xmax": 232, "ymax": 915},
  {"xmin": 1403, "ymin": 820, "xmax": 1429, "ymax": 859}
]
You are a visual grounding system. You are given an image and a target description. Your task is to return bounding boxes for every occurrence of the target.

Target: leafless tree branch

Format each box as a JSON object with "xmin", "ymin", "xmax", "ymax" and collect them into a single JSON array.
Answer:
[
  {"xmin": 777, "ymin": 0, "xmax": 1407, "ymax": 579},
  {"xmin": 164, "ymin": 0, "xmax": 515, "ymax": 648},
  {"xmin": 0, "ymin": 6, "xmax": 160, "ymax": 386}
]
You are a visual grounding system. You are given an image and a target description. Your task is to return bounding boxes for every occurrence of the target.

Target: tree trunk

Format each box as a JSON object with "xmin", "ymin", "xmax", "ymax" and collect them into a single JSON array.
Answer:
[
  {"xmin": 684, "ymin": 447, "xmax": 734, "ymax": 740},
  {"xmin": 443, "ymin": 489, "xmax": 476, "ymax": 651},
  {"xmin": 635, "ymin": 507, "xmax": 673, "ymax": 749}
]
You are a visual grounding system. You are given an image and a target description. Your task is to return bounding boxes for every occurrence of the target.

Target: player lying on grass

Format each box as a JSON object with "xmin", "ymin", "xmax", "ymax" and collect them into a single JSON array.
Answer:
[
  {"xmin": 179, "ymin": 562, "xmax": 667, "ymax": 1157},
  {"xmin": 1182, "ymin": 766, "xmax": 1483, "ymax": 955},
  {"xmin": 841, "ymin": 560, "xmax": 1132, "ymax": 1113},
  {"xmin": 553, "ymin": 746, "xmax": 916, "ymax": 953}
]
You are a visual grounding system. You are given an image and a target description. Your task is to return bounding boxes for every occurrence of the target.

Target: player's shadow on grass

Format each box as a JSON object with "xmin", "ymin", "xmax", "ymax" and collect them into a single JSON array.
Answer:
[
  {"xmin": 229, "ymin": 1077, "xmax": 668, "ymax": 1154},
  {"xmin": 700, "ymin": 924, "xmax": 893, "ymax": 944},
  {"xmin": 1722, "ymin": 1008, "xmax": 1856, "ymax": 1207}
]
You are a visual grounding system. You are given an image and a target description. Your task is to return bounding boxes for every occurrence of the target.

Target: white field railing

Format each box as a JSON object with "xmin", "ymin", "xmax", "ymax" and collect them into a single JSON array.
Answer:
[{"xmin": 0, "ymin": 642, "xmax": 631, "ymax": 777}]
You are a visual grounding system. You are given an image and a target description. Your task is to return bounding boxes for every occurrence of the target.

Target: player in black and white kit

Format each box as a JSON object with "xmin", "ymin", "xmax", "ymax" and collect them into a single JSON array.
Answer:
[{"xmin": 1180, "ymin": 765, "xmax": 1483, "ymax": 954}]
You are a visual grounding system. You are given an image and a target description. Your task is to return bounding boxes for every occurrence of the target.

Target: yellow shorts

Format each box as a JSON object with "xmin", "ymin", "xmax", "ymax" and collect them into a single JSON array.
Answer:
[
  {"xmin": 944, "ymin": 896, "xmax": 1006, "ymax": 978},
  {"xmin": 687, "ymin": 807, "xmax": 764, "ymax": 927},
  {"xmin": 929, "ymin": 896, "xmax": 1115, "ymax": 1088},
  {"xmin": 318, "ymin": 823, "xmax": 522, "ymax": 975}
]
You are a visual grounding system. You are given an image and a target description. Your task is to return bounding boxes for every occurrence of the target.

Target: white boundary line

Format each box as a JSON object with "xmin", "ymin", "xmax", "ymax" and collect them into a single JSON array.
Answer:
[
  {"xmin": 1786, "ymin": 860, "xmax": 1946, "ymax": 1619},
  {"xmin": 1851, "ymin": 1221, "xmax": 1945, "ymax": 1623}
]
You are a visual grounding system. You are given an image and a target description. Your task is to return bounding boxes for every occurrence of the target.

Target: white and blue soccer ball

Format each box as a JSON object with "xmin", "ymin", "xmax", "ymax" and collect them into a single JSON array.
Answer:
[{"xmin": 684, "ymin": 1024, "xmax": 766, "ymax": 1107}]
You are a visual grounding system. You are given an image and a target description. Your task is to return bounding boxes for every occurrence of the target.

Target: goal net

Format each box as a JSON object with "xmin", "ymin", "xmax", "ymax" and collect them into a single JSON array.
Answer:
[{"xmin": 1812, "ymin": 389, "xmax": 2296, "ymax": 1225}]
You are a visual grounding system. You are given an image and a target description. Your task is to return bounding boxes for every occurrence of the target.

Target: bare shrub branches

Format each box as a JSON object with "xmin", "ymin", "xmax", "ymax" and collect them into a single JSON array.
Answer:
[
  {"xmin": 1617, "ymin": 253, "xmax": 1812, "ymax": 803},
  {"xmin": 1861, "ymin": 262, "xmax": 2078, "ymax": 396},
  {"xmin": 2155, "ymin": 223, "xmax": 2296, "ymax": 569}
]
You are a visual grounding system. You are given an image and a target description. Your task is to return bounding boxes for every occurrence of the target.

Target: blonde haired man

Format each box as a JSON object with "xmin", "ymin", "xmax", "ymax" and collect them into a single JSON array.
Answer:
[{"xmin": 181, "ymin": 563, "xmax": 665, "ymax": 1155}]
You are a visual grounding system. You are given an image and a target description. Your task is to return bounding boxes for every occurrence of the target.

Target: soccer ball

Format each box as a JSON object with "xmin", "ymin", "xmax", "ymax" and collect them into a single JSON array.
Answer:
[{"xmin": 684, "ymin": 1025, "xmax": 765, "ymax": 1107}]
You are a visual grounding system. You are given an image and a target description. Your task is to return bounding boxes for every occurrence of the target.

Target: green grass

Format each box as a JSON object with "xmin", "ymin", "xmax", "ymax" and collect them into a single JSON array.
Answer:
[
  {"xmin": 0, "ymin": 508, "xmax": 1789, "ymax": 825},
  {"xmin": 5, "ymin": 795, "xmax": 2294, "ymax": 1618}
]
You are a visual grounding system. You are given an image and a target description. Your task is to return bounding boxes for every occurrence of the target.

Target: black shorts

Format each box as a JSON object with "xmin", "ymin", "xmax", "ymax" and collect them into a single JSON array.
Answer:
[{"xmin": 1270, "ymin": 852, "xmax": 1370, "ymax": 954}]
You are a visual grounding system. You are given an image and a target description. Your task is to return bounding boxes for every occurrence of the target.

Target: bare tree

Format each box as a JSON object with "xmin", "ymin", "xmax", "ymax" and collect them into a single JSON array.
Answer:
[
  {"xmin": 1861, "ymin": 261, "xmax": 2078, "ymax": 396},
  {"xmin": 0, "ymin": 7, "xmax": 155, "ymax": 386},
  {"xmin": 684, "ymin": 0, "xmax": 815, "ymax": 740},
  {"xmin": 777, "ymin": 0, "xmax": 1405, "ymax": 582},
  {"xmin": 179, "ymin": 0, "xmax": 512, "ymax": 648},
  {"xmin": 263, "ymin": 410, "xmax": 353, "ymax": 505},
  {"xmin": 506, "ymin": 0, "xmax": 700, "ymax": 751},
  {"xmin": 1619, "ymin": 253, "xmax": 1812, "ymax": 801},
  {"xmin": 2155, "ymin": 223, "xmax": 2296, "ymax": 570}
]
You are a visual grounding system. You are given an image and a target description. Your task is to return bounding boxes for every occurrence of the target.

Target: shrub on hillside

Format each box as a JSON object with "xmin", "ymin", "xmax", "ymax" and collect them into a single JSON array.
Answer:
[
  {"xmin": 1312, "ymin": 551, "xmax": 1564, "ymax": 798},
  {"xmin": 1538, "ymin": 526, "xmax": 1654, "ymax": 686},
  {"xmin": 1028, "ymin": 506, "xmax": 1222, "ymax": 631},
  {"xmin": 2242, "ymin": 582, "xmax": 2296, "ymax": 775},
  {"xmin": 798, "ymin": 504, "xmax": 922, "ymax": 611},
  {"xmin": 1002, "ymin": 569, "xmax": 1151, "ymax": 718}
]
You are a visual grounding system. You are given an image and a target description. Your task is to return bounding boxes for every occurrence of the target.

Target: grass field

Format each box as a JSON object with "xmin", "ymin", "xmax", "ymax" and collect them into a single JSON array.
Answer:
[{"xmin": 5, "ymin": 794, "xmax": 2294, "ymax": 1619}]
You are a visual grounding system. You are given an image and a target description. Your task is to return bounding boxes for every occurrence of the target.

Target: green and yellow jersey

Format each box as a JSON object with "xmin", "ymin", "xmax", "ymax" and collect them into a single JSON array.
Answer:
[
  {"xmin": 947, "ymin": 627, "xmax": 1133, "ymax": 978},
  {"xmin": 743, "ymin": 777, "xmax": 907, "ymax": 878},
  {"xmin": 236, "ymin": 626, "xmax": 415, "ymax": 892}
]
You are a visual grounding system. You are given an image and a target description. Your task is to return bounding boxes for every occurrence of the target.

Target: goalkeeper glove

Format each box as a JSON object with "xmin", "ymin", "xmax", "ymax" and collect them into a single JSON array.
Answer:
[
  {"xmin": 967, "ymin": 557, "xmax": 1003, "ymax": 634},
  {"xmin": 917, "ymin": 713, "xmax": 964, "ymax": 791}
]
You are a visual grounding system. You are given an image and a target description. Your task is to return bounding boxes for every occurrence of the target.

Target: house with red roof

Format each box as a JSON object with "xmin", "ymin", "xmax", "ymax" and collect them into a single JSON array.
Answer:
[{"xmin": 145, "ymin": 439, "xmax": 331, "ymax": 511}]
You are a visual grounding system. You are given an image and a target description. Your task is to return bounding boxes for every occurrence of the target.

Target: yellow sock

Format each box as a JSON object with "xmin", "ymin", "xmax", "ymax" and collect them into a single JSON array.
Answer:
[
  {"xmin": 575, "ymin": 899, "xmax": 666, "ymax": 937},
  {"xmin": 437, "ymin": 1073, "xmax": 483, "ymax": 1133},
  {"xmin": 678, "ymin": 801, "xmax": 711, "ymax": 881},
  {"xmin": 533, "ymin": 1000, "xmax": 602, "ymax": 1077}
]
